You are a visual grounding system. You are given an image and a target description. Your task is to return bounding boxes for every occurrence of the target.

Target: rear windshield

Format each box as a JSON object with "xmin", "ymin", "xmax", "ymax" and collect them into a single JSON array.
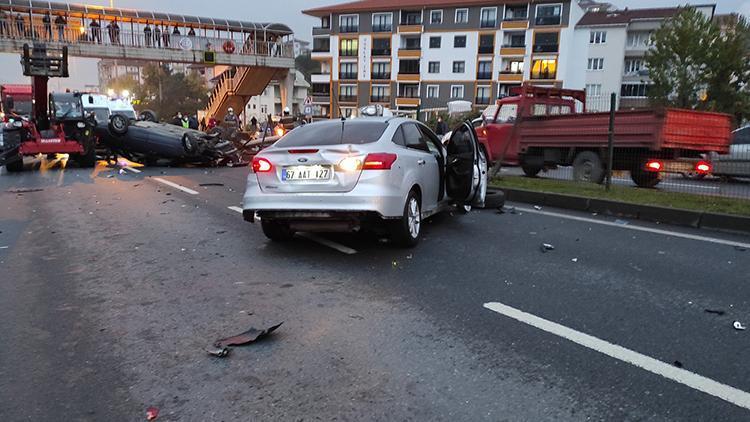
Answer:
[{"xmin": 274, "ymin": 121, "xmax": 389, "ymax": 147}]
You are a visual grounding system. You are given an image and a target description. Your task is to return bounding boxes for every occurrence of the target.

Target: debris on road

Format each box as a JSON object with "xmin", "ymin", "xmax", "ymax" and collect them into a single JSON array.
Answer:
[
  {"xmin": 614, "ymin": 219, "xmax": 629, "ymax": 226},
  {"xmin": 6, "ymin": 188, "xmax": 44, "ymax": 193},
  {"xmin": 199, "ymin": 183, "xmax": 225, "ymax": 187},
  {"xmin": 673, "ymin": 360, "xmax": 684, "ymax": 368},
  {"xmin": 208, "ymin": 322, "xmax": 283, "ymax": 358},
  {"xmin": 571, "ymin": 258, "xmax": 578, "ymax": 263},
  {"xmin": 0, "ymin": 246, "xmax": 9, "ymax": 249},
  {"xmin": 704, "ymin": 309, "xmax": 726, "ymax": 316},
  {"xmin": 146, "ymin": 406, "xmax": 159, "ymax": 420},
  {"xmin": 733, "ymin": 321, "xmax": 747, "ymax": 331},
  {"xmin": 534, "ymin": 205, "xmax": 543, "ymax": 210},
  {"xmin": 540, "ymin": 243, "xmax": 555, "ymax": 253},
  {"xmin": 734, "ymin": 246, "xmax": 747, "ymax": 252}
]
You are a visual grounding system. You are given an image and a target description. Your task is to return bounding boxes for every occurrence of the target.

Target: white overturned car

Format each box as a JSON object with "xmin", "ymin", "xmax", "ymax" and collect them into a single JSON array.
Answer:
[{"xmin": 242, "ymin": 117, "xmax": 503, "ymax": 246}]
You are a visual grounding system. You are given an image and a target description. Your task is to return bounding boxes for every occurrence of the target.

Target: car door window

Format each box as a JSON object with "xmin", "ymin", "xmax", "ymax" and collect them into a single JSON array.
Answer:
[
  {"xmin": 391, "ymin": 125, "xmax": 406, "ymax": 146},
  {"xmin": 402, "ymin": 123, "xmax": 429, "ymax": 152},
  {"xmin": 418, "ymin": 125, "xmax": 443, "ymax": 159}
]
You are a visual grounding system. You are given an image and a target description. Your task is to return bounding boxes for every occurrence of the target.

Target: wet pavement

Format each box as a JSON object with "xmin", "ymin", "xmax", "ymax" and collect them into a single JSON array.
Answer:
[{"xmin": 1, "ymin": 157, "xmax": 749, "ymax": 421}]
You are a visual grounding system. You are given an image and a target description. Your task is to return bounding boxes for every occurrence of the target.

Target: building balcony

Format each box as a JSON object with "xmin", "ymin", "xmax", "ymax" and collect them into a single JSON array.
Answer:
[
  {"xmin": 480, "ymin": 20, "xmax": 497, "ymax": 29},
  {"xmin": 339, "ymin": 95, "xmax": 357, "ymax": 103},
  {"xmin": 312, "ymin": 94, "xmax": 331, "ymax": 103},
  {"xmin": 478, "ymin": 45, "xmax": 495, "ymax": 55},
  {"xmin": 477, "ymin": 72, "xmax": 493, "ymax": 80},
  {"xmin": 339, "ymin": 25, "xmax": 359, "ymax": 34},
  {"xmin": 312, "ymin": 27, "xmax": 331, "ymax": 36},
  {"xmin": 395, "ymin": 97, "xmax": 420, "ymax": 107},
  {"xmin": 339, "ymin": 72, "xmax": 358, "ymax": 80},
  {"xmin": 475, "ymin": 97, "xmax": 491, "ymax": 105},
  {"xmin": 501, "ymin": 20, "xmax": 529, "ymax": 29},
  {"xmin": 499, "ymin": 73, "xmax": 524, "ymax": 82},
  {"xmin": 312, "ymin": 41, "xmax": 330, "ymax": 53},
  {"xmin": 398, "ymin": 25, "xmax": 423, "ymax": 34},
  {"xmin": 397, "ymin": 73, "xmax": 420, "ymax": 82},
  {"xmin": 371, "ymin": 96, "xmax": 391, "ymax": 103},
  {"xmin": 533, "ymin": 44, "xmax": 559, "ymax": 53},
  {"xmin": 500, "ymin": 46, "xmax": 526, "ymax": 56},
  {"xmin": 371, "ymin": 48, "xmax": 391, "ymax": 57},
  {"xmin": 372, "ymin": 72, "xmax": 391, "ymax": 80},
  {"xmin": 311, "ymin": 73, "xmax": 331, "ymax": 83},
  {"xmin": 372, "ymin": 24, "xmax": 393, "ymax": 33},
  {"xmin": 340, "ymin": 50, "xmax": 358, "ymax": 57},
  {"xmin": 398, "ymin": 49, "xmax": 421, "ymax": 58},
  {"xmin": 535, "ymin": 17, "xmax": 561, "ymax": 26}
]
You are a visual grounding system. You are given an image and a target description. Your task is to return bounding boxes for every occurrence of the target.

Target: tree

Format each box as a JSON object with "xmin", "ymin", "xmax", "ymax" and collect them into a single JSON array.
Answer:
[
  {"xmin": 705, "ymin": 15, "xmax": 750, "ymax": 124},
  {"xmin": 133, "ymin": 64, "xmax": 209, "ymax": 121},
  {"xmin": 646, "ymin": 8, "xmax": 718, "ymax": 109},
  {"xmin": 295, "ymin": 51, "xmax": 319, "ymax": 83}
]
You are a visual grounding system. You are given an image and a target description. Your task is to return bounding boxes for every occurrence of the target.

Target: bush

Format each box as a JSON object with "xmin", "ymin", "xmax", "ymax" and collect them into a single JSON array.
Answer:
[{"xmin": 424, "ymin": 110, "xmax": 483, "ymax": 132}]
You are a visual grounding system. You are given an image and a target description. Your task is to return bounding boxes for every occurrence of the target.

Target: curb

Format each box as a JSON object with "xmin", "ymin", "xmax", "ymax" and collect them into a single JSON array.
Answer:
[{"xmin": 493, "ymin": 187, "xmax": 750, "ymax": 236}]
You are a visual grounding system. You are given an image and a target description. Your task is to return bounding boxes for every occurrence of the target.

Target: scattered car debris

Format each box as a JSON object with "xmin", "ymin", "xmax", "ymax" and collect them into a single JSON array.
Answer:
[
  {"xmin": 704, "ymin": 309, "xmax": 726, "ymax": 316},
  {"xmin": 673, "ymin": 360, "xmax": 684, "ymax": 368},
  {"xmin": 0, "ymin": 246, "xmax": 9, "ymax": 249},
  {"xmin": 614, "ymin": 219, "xmax": 629, "ymax": 225},
  {"xmin": 571, "ymin": 258, "xmax": 578, "ymax": 262},
  {"xmin": 534, "ymin": 205, "xmax": 543, "ymax": 210},
  {"xmin": 734, "ymin": 246, "xmax": 747, "ymax": 252},
  {"xmin": 208, "ymin": 322, "xmax": 283, "ymax": 358},
  {"xmin": 199, "ymin": 183, "xmax": 225, "ymax": 187},
  {"xmin": 540, "ymin": 243, "xmax": 555, "ymax": 253},
  {"xmin": 146, "ymin": 406, "xmax": 159, "ymax": 420},
  {"xmin": 733, "ymin": 321, "xmax": 747, "ymax": 331},
  {"xmin": 6, "ymin": 188, "xmax": 44, "ymax": 193}
]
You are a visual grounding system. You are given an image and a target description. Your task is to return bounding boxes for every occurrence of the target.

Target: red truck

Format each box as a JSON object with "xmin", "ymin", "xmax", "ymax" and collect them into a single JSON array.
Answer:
[
  {"xmin": 1, "ymin": 84, "xmax": 33, "ymax": 121},
  {"xmin": 478, "ymin": 84, "xmax": 732, "ymax": 188}
]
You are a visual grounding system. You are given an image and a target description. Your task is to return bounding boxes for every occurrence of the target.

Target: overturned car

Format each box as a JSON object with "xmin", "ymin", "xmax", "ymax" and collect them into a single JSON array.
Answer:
[{"xmin": 96, "ymin": 114, "xmax": 242, "ymax": 166}]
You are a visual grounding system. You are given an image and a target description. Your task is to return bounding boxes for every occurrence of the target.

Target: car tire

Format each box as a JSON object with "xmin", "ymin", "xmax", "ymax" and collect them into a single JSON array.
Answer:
[
  {"xmin": 631, "ymin": 167, "xmax": 661, "ymax": 188},
  {"xmin": 138, "ymin": 110, "xmax": 158, "ymax": 122},
  {"xmin": 483, "ymin": 190, "xmax": 506, "ymax": 209},
  {"xmin": 572, "ymin": 151, "xmax": 605, "ymax": 184},
  {"xmin": 75, "ymin": 140, "xmax": 97, "ymax": 168},
  {"xmin": 109, "ymin": 114, "xmax": 129, "ymax": 136},
  {"xmin": 261, "ymin": 219, "xmax": 295, "ymax": 241},
  {"xmin": 5, "ymin": 156, "xmax": 23, "ymax": 172},
  {"xmin": 391, "ymin": 190, "xmax": 421, "ymax": 248},
  {"xmin": 521, "ymin": 163, "xmax": 542, "ymax": 177},
  {"xmin": 182, "ymin": 133, "xmax": 196, "ymax": 154}
]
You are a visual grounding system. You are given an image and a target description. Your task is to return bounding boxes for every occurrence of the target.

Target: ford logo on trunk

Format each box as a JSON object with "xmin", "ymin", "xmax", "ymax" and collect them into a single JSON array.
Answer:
[{"xmin": 298, "ymin": 158, "xmax": 308, "ymax": 163}]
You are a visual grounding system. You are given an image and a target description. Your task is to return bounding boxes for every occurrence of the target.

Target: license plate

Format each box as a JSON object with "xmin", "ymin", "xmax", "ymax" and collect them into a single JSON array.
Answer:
[{"xmin": 282, "ymin": 165, "xmax": 332, "ymax": 181}]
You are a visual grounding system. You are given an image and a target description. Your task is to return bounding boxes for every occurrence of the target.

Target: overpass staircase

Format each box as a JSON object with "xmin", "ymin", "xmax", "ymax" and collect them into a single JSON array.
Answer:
[{"xmin": 204, "ymin": 66, "xmax": 287, "ymax": 121}]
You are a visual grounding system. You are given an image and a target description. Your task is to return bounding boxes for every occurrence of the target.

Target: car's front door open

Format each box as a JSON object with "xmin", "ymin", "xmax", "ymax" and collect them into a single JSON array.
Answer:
[{"xmin": 445, "ymin": 121, "xmax": 482, "ymax": 204}]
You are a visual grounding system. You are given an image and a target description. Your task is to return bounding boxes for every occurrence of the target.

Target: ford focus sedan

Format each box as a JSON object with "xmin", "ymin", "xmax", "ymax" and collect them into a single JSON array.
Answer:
[{"xmin": 242, "ymin": 117, "xmax": 495, "ymax": 246}]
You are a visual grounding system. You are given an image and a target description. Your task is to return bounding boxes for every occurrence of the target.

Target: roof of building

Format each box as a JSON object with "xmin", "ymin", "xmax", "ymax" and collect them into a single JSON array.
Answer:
[
  {"xmin": 303, "ymin": 0, "xmax": 526, "ymax": 17},
  {"xmin": 0, "ymin": 0, "xmax": 292, "ymax": 34},
  {"xmin": 577, "ymin": 6, "xmax": 684, "ymax": 26}
]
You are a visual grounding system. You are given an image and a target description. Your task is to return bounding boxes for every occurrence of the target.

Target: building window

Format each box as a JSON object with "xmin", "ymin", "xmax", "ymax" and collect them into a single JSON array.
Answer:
[
  {"xmin": 429, "ymin": 36, "xmax": 441, "ymax": 48},
  {"xmin": 451, "ymin": 85, "xmax": 464, "ymax": 98},
  {"xmin": 372, "ymin": 62, "xmax": 391, "ymax": 79},
  {"xmin": 624, "ymin": 59, "xmax": 646, "ymax": 75},
  {"xmin": 503, "ymin": 31, "xmax": 526, "ymax": 48},
  {"xmin": 430, "ymin": 10, "xmax": 443, "ymax": 24},
  {"xmin": 371, "ymin": 85, "xmax": 390, "ymax": 102},
  {"xmin": 587, "ymin": 58, "xmax": 604, "ymax": 71},
  {"xmin": 455, "ymin": 8, "xmax": 469, "ymax": 23},
  {"xmin": 501, "ymin": 59, "xmax": 524, "ymax": 74},
  {"xmin": 504, "ymin": 5, "xmax": 528, "ymax": 21},
  {"xmin": 428, "ymin": 61, "xmax": 440, "ymax": 73},
  {"xmin": 372, "ymin": 38, "xmax": 391, "ymax": 56},
  {"xmin": 585, "ymin": 84, "xmax": 602, "ymax": 97},
  {"xmin": 321, "ymin": 16, "xmax": 330, "ymax": 29},
  {"xmin": 312, "ymin": 37, "xmax": 330, "ymax": 53},
  {"xmin": 312, "ymin": 83, "xmax": 330, "ymax": 95},
  {"xmin": 498, "ymin": 83, "xmax": 520, "ymax": 98},
  {"xmin": 399, "ymin": 83, "xmax": 419, "ymax": 98},
  {"xmin": 454, "ymin": 35, "xmax": 467, "ymax": 48},
  {"xmin": 590, "ymin": 31, "xmax": 607, "ymax": 44},
  {"xmin": 340, "ymin": 39, "xmax": 358, "ymax": 56},
  {"xmin": 339, "ymin": 14, "xmax": 359, "ymax": 33},
  {"xmin": 372, "ymin": 13, "xmax": 393, "ymax": 32},
  {"xmin": 476, "ymin": 86, "xmax": 491, "ymax": 105},
  {"xmin": 340, "ymin": 62, "xmax": 358, "ymax": 80},
  {"xmin": 399, "ymin": 59, "xmax": 420, "ymax": 74},
  {"xmin": 401, "ymin": 11, "xmax": 422, "ymax": 25},
  {"xmin": 535, "ymin": 4, "xmax": 562, "ymax": 26},
  {"xmin": 480, "ymin": 7, "xmax": 497, "ymax": 28},
  {"xmin": 402, "ymin": 36, "xmax": 421, "ymax": 50},
  {"xmin": 533, "ymin": 32, "xmax": 559, "ymax": 53},
  {"xmin": 627, "ymin": 31, "xmax": 651, "ymax": 48},
  {"xmin": 531, "ymin": 58, "xmax": 557, "ymax": 79},
  {"xmin": 339, "ymin": 84, "xmax": 357, "ymax": 102},
  {"xmin": 621, "ymin": 83, "xmax": 650, "ymax": 97},
  {"xmin": 477, "ymin": 61, "xmax": 492, "ymax": 80},
  {"xmin": 427, "ymin": 85, "xmax": 440, "ymax": 98},
  {"xmin": 452, "ymin": 61, "xmax": 465, "ymax": 73},
  {"xmin": 478, "ymin": 34, "xmax": 494, "ymax": 54}
]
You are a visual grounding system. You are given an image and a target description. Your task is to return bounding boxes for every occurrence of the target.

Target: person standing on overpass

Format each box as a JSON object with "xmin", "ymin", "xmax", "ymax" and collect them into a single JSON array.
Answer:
[
  {"xmin": 54, "ymin": 14, "xmax": 66, "ymax": 41},
  {"xmin": 154, "ymin": 24, "xmax": 161, "ymax": 47},
  {"xmin": 42, "ymin": 12, "xmax": 52, "ymax": 40},
  {"xmin": 0, "ymin": 11, "xmax": 8, "ymax": 37},
  {"xmin": 143, "ymin": 22, "xmax": 152, "ymax": 47},
  {"xmin": 90, "ymin": 18, "xmax": 101, "ymax": 44},
  {"xmin": 15, "ymin": 13, "xmax": 25, "ymax": 38},
  {"xmin": 162, "ymin": 24, "xmax": 170, "ymax": 47}
]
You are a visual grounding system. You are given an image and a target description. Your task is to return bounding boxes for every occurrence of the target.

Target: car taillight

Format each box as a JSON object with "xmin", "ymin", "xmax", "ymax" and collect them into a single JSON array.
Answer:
[
  {"xmin": 252, "ymin": 157, "xmax": 273, "ymax": 173},
  {"xmin": 362, "ymin": 153, "xmax": 397, "ymax": 170},
  {"xmin": 696, "ymin": 161, "xmax": 712, "ymax": 174},
  {"xmin": 645, "ymin": 160, "xmax": 662, "ymax": 172}
]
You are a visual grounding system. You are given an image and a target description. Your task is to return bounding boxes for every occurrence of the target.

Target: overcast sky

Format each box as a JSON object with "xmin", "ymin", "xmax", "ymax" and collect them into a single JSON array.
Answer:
[{"xmin": 0, "ymin": 0, "xmax": 746, "ymax": 90}]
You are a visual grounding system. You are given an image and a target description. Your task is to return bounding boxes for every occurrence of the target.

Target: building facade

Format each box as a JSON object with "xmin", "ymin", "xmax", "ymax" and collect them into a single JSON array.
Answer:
[
  {"xmin": 304, "ymin": 0, "xmax": 587, "ymax": 118},
  {"xmin": 576, "ymin": 5, "xmax": 715, "ymax": 110},
  {"xmin": 245, "ymin": 70, "xmax": 311, "ymax": 123}
]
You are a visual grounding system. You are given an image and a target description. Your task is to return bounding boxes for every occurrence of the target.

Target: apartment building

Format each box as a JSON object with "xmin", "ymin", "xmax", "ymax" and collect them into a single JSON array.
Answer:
[
  {"xmin": 576, "ymin": 5, "xmax": 715, "ymax": 110},
  {"xmin": 304, "ymin": 0, "xmax": 587, "ymax": 118}
]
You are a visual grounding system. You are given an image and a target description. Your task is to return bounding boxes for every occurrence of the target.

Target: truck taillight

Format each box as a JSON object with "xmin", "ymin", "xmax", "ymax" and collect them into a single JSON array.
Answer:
[
  {"xmin": 252, "ymin": 157, "xmax": 273, "ymax": 173},
  {"xmin": 645, "ymin": 160, "xmax": 662, "ymax": 172},
  {"xmin": 696, "ymin": 161, "xmax": 712, "ymax": 174},
  {"xmin": 363, "ymin": 153, "xmax": 397, "ymax": 170}
]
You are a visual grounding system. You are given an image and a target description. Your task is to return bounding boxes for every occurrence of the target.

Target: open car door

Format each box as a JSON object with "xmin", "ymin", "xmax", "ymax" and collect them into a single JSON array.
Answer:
[{"xmin": 445, "ymin": 121, "xmax": 487, "ymax": 208}]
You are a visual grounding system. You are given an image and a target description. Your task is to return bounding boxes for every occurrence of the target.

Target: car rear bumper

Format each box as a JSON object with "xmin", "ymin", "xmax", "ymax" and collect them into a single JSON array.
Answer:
[{"xmin": 242, "ymin": 172, "xmax": 407, "ymax": 219}]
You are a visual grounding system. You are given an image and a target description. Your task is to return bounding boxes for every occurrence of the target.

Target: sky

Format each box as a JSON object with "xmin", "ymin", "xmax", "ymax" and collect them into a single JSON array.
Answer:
[{"xmin": 0, "ymin": 0, "xmax": 746, "ymax": 90}]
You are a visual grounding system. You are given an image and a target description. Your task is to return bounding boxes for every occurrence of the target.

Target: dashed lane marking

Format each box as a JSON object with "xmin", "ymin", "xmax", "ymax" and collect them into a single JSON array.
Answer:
[
  {"xmin": 228, "ymin": 206, "xmax": 244, "ymax": 214},
  {"xmin": 152, "ymin": 177, "xmax": 199, "ymax": 195},
  {"xmin": 297, "ymin": 233, "xmax": 358, "ymax": 255},
  {"xmin": 515, "ymin": 207, "xmax": 750, "ymax": 249},
  {"xmin": 483, "ymin": 301, "xmax": 750, "ymax": 411}
]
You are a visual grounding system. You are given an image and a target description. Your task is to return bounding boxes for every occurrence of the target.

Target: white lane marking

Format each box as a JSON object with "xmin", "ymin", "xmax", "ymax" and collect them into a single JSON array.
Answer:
[
  {"xmin": 123, "ymin": 166, "xmax": 142, "ymax": 174},
  {"xmin": 228, "ymin": 206, "xmax": 244, "ymax": 214},
  {"xmin": 297, "ymin": 233, "xmax": 357, "ymax": 255},
  {"xmin": 483, "ymin": 301, "xmax": 750, "ymax": 411},
  {"xmin": 152, "ymin": 177, "xmax": 199, "ymax": 195},
  {"xmin": 515, "ymin": 207, "xmax": 750, "ymax": 249}
]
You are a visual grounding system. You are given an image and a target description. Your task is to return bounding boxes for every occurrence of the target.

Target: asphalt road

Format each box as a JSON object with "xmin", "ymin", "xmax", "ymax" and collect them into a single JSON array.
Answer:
[
  {"xmin": 1, "ymin": 157, "xmax": 750, "ymax": 421},
  {"xmin": 501, "ymin": 166, "xmax": 750, "ymax": 199}
]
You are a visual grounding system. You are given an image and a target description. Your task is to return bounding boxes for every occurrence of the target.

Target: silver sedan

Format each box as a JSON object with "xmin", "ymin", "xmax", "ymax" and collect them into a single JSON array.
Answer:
[{"xmin": 242, "ymin": 117, "xmax": 501, "ymax": 246}]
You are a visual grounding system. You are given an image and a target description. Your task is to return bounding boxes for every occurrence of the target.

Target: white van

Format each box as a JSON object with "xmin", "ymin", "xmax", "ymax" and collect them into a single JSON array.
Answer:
[{"xmin": 82, "ymin": 93, "xmax": 137, "ymax": 124}]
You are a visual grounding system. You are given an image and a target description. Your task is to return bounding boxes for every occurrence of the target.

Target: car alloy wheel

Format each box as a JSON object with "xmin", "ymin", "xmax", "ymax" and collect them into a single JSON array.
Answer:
[{"xmin": 407, "ymin": 196, "xmax": 421, "ymax": 239}]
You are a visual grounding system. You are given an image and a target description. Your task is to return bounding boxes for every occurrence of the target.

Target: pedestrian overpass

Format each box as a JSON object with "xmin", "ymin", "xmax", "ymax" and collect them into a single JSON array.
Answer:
[{"xmin": 0, "ymin": 0, "xmax": 296, "ymax": 120}]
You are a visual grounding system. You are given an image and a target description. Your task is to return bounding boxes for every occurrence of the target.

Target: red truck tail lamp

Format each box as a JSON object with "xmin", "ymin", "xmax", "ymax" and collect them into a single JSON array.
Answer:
[
  {"xmin": 645, "ymin": 160, "xmax": 663, "ymax": 172},
  {"xmin": 362, "ymin": 153, "xmax": 397, "ymax": 170},
  {"xmin": 252, "ymin": 157, "xmax": 273, "ymax": 173},
  {"xmin": 695, "ymin": 161, "xmax": 712, "ymax": 175}
]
